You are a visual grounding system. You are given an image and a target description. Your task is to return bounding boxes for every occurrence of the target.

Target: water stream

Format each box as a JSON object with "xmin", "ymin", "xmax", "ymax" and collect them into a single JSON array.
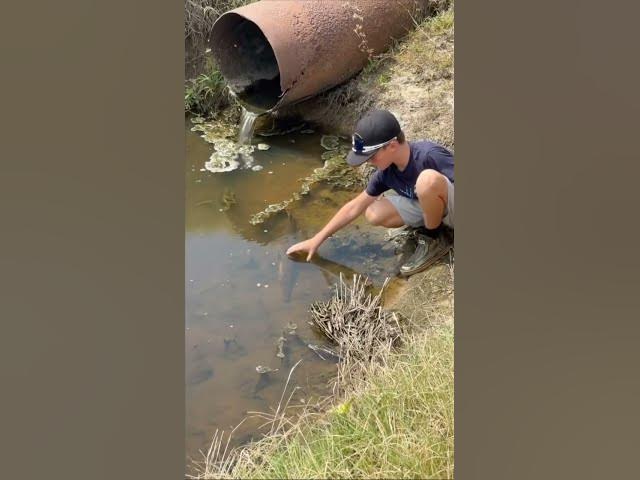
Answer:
[
  {"xmin": 185, "ymin": 117, "xmax": 402, "ymax": 464},
  {"xmin": 237, "ymin": 107, "xmax": 261, "ymax": 144}
]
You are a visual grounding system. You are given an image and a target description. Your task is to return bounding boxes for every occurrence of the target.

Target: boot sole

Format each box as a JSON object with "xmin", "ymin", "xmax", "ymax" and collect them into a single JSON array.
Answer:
[{"xmin": 398, "ymin": 244, "xmax": 452, "ymax": 278}]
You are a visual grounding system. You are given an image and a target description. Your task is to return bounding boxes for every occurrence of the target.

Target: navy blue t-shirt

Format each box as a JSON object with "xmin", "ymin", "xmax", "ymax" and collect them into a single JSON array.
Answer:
[{"xmin": 365, "ymin": 141, "xmax": 454, "ymax": 200}]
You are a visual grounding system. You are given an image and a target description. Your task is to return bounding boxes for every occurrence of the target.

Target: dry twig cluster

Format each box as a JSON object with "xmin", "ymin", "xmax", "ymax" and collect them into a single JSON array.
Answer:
[{"xmin": 309, "ymin": 273, "xmax": 403, "ymax": 363}]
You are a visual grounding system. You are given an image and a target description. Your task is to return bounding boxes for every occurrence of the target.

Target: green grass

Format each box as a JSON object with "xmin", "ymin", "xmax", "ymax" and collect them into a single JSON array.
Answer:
[
  {"xmin": 184, "ymin": 0, "xmax": 253, "ymax": 114},
  {"xmin": 191, "ymin": 325, "xmax": 454, "ymax": 479},
  {"xmin": 184, "ymin": 62, "xmax": 229, "ymax": 115}
]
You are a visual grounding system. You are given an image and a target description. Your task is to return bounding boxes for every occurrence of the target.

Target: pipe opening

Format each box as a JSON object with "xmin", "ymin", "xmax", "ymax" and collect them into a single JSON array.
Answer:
[{"xmin": 211, "ymin": 13, "xmax": 282, "ymax": 112}]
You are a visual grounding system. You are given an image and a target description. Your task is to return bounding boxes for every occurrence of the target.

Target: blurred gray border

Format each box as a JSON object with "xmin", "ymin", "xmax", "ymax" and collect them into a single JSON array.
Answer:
[
  {"xmin": 456, "ymin": 1, "xmax": 640, "ymax": 478},
  {"xmin": 0, "ymin": 0, "xmax": 184, "ymax": 478}
]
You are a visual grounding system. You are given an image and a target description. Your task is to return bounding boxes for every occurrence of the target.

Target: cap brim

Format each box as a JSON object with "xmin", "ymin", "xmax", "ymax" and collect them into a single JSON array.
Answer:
[{"xmin": 346, "ymin": 149, "xmax": 378, "ymax": 166}]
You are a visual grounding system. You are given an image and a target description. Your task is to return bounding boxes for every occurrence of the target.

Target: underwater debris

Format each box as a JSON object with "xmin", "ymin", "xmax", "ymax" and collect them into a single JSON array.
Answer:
[
  {"xmin": 220, "ymin": 189, "xmax": 237, "ymax": 211},
  {"xmin": 320, "ymin": 135, "xmax": 340, "ymax": 151},
  {"xmin": 307, "ymin": 343, "xmax": 342, "ymax": 361},
  {"xmin": 276, "ymin": 336, "xmax": 287, "ymax": 358},
  {"xmin": 257, "ymin": 143, "xmax": 270, "ymax": 150},
  {"xmin": 255, "ymin": 365, "xmax": 278, "ymax": 374},
  {"xmin": 285, "ymin": 322, "xmax": 298, "ymax": 335},
  {"xmin": 248, "ymin": 144, "xmax": 365, "ymax": 225}
]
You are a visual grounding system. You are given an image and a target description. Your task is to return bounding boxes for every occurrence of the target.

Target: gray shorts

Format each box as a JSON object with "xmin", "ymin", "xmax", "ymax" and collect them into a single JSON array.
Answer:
[{"xmin": 385, "ymin": 176, "xmax": 454, "ymax": 228}]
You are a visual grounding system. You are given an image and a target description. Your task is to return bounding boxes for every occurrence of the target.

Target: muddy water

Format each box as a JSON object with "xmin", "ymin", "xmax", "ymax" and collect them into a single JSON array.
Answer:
[{"xmin": 185, "ymin": 118, "xmax": 401, "ymax": 462}]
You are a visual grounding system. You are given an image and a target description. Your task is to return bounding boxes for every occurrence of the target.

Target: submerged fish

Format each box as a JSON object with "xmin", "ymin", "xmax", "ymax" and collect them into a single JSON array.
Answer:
[
  {"xmin": 276, "ymin": 213, "xmax": 365, "ymax": 301},
  {"xmin": 277, "ymin": 214, "xmax": 302, "ymax": 303}
]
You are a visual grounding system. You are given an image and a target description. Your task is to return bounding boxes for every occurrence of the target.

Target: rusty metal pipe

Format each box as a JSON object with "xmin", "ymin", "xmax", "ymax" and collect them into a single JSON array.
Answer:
[{"xmin": 209, "ymin": 0, "xmax": 431, "ymax": 112}]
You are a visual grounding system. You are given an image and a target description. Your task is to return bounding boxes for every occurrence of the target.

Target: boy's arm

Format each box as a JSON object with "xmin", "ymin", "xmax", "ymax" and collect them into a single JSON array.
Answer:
[{"xmin": 286, "ymin": 191, "xmax": 377, "ymax": 261}]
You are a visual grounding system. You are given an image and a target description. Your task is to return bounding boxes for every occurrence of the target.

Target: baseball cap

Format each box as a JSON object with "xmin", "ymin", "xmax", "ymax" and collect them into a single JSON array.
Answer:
[{"xmin": 346, "ymin": 109, "xmax": 402, "ymax": 166}]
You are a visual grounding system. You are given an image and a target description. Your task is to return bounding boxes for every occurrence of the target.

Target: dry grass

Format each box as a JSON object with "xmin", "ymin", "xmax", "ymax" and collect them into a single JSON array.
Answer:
[{"xmin": 309, "ymin": 275, "xmax": 402, "ymax": 358}]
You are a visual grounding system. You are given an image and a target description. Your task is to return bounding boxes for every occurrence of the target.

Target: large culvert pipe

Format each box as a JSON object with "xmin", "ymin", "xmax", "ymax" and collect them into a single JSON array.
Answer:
[{"xmin": 209, "ymin": 0, "xmax": 431, "ymax": 112}]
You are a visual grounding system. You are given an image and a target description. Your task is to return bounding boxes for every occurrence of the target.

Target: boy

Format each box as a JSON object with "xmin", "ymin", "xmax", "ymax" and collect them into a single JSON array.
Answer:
[{"xmin": 287, "ymin": 109, "xmax": 454, "ymax": 277}]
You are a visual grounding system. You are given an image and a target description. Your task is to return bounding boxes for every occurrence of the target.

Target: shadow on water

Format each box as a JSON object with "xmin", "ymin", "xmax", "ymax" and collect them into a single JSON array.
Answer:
[{"xmin": 185, "ymin": 117, "xmax": 402, "ymax": 462}]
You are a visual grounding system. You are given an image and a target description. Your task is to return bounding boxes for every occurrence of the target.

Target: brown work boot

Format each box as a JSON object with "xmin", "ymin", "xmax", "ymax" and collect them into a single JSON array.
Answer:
[{"xmin": 398, "ymin": 231, "xmax": 452, "ymax": 277}]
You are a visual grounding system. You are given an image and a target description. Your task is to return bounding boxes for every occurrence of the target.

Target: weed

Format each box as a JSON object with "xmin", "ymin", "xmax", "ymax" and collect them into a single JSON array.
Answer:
[{"xmin": 185, "ymin": 60, "xmax": 232, "ymax": 115}]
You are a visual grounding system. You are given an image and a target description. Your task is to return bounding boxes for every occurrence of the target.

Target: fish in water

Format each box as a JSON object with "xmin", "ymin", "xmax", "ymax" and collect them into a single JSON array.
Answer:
[
  {"xmin": 276, "ymin": 212, "xmax": 364, "ymax": 301},
  {"xmin": 277, "ymin": 214, "xmax": 302, "ymax": 303}
]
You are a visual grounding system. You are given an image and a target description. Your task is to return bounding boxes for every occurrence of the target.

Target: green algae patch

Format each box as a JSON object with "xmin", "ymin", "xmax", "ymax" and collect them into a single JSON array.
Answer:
[{"xmin": 249, "ymin": 144, "xmax": 368, "ymax": 225}]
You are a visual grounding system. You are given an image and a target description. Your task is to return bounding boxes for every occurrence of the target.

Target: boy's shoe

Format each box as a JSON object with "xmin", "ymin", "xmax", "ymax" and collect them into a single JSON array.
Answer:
[{"xmin": 398, "ymin": 231, "xmax": 452, "ymax": 277}]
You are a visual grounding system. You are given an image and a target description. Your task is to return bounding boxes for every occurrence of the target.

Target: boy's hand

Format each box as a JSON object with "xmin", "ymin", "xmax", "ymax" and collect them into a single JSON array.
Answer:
[{"xmin": 286, "ymin": 237, "xmax": 322, "ymax": 262}]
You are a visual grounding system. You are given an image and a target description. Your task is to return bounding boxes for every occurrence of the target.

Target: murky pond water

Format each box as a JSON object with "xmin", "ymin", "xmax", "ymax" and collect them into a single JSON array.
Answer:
[{"xmin": 185, "ymin": 117, "xmax": 402, "ymax": 462}]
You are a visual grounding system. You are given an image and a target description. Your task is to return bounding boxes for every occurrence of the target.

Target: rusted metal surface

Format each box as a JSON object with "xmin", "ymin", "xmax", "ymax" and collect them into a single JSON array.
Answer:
[{"xmin": 209, "ymin": 0, "xmax": 432, "ymax": 111}]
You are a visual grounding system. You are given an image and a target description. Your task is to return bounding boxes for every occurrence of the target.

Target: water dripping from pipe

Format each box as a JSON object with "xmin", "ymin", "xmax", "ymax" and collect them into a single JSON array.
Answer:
[{"xmin": 238, "ymin": 107, "xmax": 260, "ymax": 145}]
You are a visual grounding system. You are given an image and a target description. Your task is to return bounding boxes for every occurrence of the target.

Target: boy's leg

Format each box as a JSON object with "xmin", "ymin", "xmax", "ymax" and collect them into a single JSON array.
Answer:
[
  {"xmin": 415, "ymin": 169, "xmax": 452, "ymax": 229},
  {"xmin": 364, "ymin": 197, "xmax": 405, "ymax": 228}
]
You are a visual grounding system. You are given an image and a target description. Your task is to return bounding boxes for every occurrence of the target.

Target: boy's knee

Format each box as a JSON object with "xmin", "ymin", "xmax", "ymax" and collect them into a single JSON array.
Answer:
[
  {"xmin": 364, "ymin": 205, "xmax": 383, "ymax": 226},
  {"xmin": 416, "ymin": 169, "xmax": 446, "ymax": 198}
]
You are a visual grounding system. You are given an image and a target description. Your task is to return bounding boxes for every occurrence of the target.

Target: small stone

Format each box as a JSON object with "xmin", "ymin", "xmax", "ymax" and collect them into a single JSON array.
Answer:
[
  {"xmin": 257, "ymin": 143, "xmax": 270, "ymax": 150},
  {"xmin": 263, "ymin": 229, "xmax": 269, "ymax": 233},
  {"xmin": 268, "ymin": 171, "xmax": 274, "ymax": 174},
  {"xmin": 256, "ymin": 283, "xmax": 261, "ymax": 287},
  {"xmin": 251, "ymin": 165, "xmax": 264, "ymax": 171},
  {"xmin": 264, "ymin": 284, "xmax": 269, "ymax": 288}
]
